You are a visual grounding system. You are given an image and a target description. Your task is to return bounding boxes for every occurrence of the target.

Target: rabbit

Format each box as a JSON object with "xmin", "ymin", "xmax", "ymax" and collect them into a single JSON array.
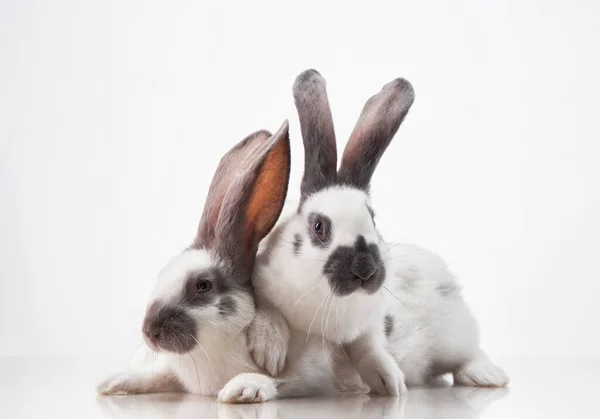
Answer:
[
  {"xmin": 96, "ymin": 120, "xmax": 339, "ymax": 403},
  {"xmin": 245, "ymin": 69, "xmax": 508, "ymax": 397}
]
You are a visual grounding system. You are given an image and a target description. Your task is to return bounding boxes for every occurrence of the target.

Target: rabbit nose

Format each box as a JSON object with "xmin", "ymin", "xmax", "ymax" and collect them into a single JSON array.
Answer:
[
  {"xmin": 150, "ymin": 330, "xmax": 161, "ymax": 339},
  {"xmin": 143, "ymin": 326, "xmax": 161, "ymax": 339},
  {"xmin": 351, "ymin": 253, "xmax": 378, "ymax": 281}
]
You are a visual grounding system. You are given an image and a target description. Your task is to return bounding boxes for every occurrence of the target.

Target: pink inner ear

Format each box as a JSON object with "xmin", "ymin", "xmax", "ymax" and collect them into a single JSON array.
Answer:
[
  {"xmin": 245, "ymin": 137, "xmax": 290, "ymax": 246},
  {"xmin": 194, "ymin": 130, "xmax": 273, "ymax": 249}
]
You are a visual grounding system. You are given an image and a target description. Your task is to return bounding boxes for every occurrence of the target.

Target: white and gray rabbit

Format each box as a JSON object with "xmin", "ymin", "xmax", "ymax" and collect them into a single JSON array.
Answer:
[
  {"xmin": 97, "ymin": 121, "xmax": 339, "ymax": 402},
  {"xmin": 244, "ymin": 69, "xmax": 509, "ymax": 398}
]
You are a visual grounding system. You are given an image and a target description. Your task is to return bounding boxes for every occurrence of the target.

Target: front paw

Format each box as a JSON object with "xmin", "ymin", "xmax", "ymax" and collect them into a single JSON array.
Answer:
[
  {"xmin": 247, "ymin": 311, "xmax": 289, "ymax": 376},
  {"xmin": 97, "ymin": 371, "xmax": 147, "ymax": 395},
  {"xmin": 357, "ymin": 352, "xmax": 407, "ymax": 397},
  {"xmin": 218, "ymin": 373, "xmax": 277, "ymax": 404}
]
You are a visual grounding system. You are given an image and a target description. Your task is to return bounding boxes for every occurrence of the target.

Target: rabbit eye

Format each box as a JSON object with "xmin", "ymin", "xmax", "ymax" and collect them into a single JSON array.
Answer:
[
  {"xmin": 314, "ymin": 221, "xmax": 324, "ymax": 235},
  {"xmin": 308, "ymin": 212, "xmax": 332, "ymax": 248},
  {"xmin": 196, "ymin": 280, "xmax": 212, "ymax": 293}
]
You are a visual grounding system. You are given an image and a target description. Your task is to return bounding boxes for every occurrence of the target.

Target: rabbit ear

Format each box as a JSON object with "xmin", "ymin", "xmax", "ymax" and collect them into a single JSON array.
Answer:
[
  {"xmin": 194, "ymin": 129, "xmax": 272, "ymax": 249},
  {"xmin": 337, "ymin": 78, "xmax": 415, "ymax": 190},
  {"xmin": 195, "ymin": 121, "xmax": 291, "ymax": 274},
  {"xmin": 293, "ymin": 69, "xmax": 338, "ymax": 200}
]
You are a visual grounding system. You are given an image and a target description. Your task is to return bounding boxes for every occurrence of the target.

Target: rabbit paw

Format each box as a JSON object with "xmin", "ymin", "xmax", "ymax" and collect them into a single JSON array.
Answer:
[
  {"xmin": 357, "ymin": 352, "xmax": 407, "ymax": 397},
  {"xmin": 97, "ymin": 370, "xmax": 182, "ymax": 395},
  {"xmin": 247, "ymin": 309, "xmax": 289, "ymax": 376},
  {"xmin": 97, "ymin": 371, "xmax": 149, "ymax": 395},
  {"xmin": 218, "ymin": 373, "xmax": 277, "ymax": 404},
  {"xmin": 454, "ymin": 357, "xmax": 509, "ymax": 387}
]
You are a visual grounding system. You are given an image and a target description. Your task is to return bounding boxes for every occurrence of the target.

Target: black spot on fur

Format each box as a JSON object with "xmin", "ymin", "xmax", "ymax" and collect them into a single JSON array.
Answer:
[
  {"xmin": 143, "ymin": 302, "xmax": 196, "ymax": 354},
  {"xmin": 367, "ymin": 205, "xmax": 375, "ymax": 220},
  {"xmin": 323, "ymin": 236, "xmax": 385, "ymax": 296},
  {"xmin": 366, "ymin": 205, "xmax": 377, "ymax": 227},
  {"xmin": 307, "ymin": 212, "xmax": 333, "ymax": 248},
  {"xmin": 436, "ymin": 283, "xmax": 457, "ymax": 296},
  {"xmin": 293, "ymin": 233, "xmax": 303, "ymax": 256},
  {"xmin": 218, "ymin": 296, "xmax": 237, "ymax": 317},
  {"xmin": 384, "ymin": 315, "xmax": 394, "ymax": 338}
]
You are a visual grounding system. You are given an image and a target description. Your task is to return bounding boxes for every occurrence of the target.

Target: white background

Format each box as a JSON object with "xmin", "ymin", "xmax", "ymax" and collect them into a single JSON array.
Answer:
[{"xmin": 1, "ymin": 0, "xmax": 598, "ymax": 359}]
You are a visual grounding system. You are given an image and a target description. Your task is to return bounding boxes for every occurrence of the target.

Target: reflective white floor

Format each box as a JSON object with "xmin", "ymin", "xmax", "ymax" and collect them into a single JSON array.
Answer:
[{"xmin": 1, "ymin": 357, "xmax": 597, "ymax": 418}]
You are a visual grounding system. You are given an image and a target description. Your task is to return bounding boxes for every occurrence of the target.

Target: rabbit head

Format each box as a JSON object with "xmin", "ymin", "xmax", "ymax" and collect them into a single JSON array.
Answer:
[
  {"xmin": 256, "ymin": 70, "xmax": 414, "ymax": 341},
  {"xmin": 141, "ymin": 121, "xmax": 291, "ymax": 354}
]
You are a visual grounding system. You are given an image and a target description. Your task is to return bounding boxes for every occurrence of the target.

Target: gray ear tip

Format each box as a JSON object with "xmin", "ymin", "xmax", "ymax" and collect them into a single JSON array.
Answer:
[
  {"xmin": 272, "ymin": 119, "xmax": 290, "ymax": 139},
  {"xmin": 382, "ymin": 78, "xmax": 415, "ymax": 111},
  {"xmin": 293, "ymin": 69, "xmax": 326, "ymax": 99},
  {"xmin": 385, "ymin": 77, "xmax": 415, "ymax": 96}
]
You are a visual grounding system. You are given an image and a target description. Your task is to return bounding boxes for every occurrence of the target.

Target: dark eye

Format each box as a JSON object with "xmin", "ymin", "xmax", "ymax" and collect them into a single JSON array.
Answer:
[
  {"xmin": 196, "ymin": 280, "xmax": 212, "ymax": 293},
  {"xmin": 314, "ymin": 221, "xmax": 324, "ymax": 235}
]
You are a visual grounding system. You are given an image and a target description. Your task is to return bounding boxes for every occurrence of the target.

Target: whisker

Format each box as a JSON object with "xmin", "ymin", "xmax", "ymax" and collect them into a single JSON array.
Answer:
[
  {"xmin": 127, "ymin": 340, "xmax": 145, "ymax": 364},
  {"xmin": 324, "ymin": 295, "xmax": 335, "ymax": 345},
  {"xmin": 151, "ymin": 351, "xmax": 157, "ymax": 378},
  {"xmin": 335, "ymin": 299, "xmax": 350, "ymax": 359},
  {"xmin": 187, "ymin": 351, "xmax": 202, "ymax": 392},
  {"xmin": 321, "ymin": 294, "xmax": 341, "ymax": 387},
  {"xmin": 293, "ymin": 278, "xmax": 324, "ymax": 306},
  {"xmin": 312, "ymin": 230, "xmax": 326, "ymax": 248},
  {"xmin": 306, "ymin": 293, "xmax": 328, "ymax": 342},
  {"xmin": 383, "ymin": 286, "xmax": 406, "ymax": 307},
  {"xmin": 381, "ymin": 242, "xmax": 400, "ymax": 256},
  {"xmin": 324, "ymin": 294, "xmax": 337, "ymax": 355},
  {"xmin": 189, "ymin": 334, "xmax": 218, "ymax": 383},
  {"xmin": 383, "ymin": 252, "xmax": 433, "ymax": 262}
]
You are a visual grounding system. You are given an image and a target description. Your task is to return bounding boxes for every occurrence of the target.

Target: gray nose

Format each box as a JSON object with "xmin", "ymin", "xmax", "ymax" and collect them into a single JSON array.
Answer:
[
  {"xmin": 144, "ymin": 328, "xmax": 161, "ymax": 339},
  {"xmin": 351, "ymin": 253, "xmax": 378, "ymax": 281}
]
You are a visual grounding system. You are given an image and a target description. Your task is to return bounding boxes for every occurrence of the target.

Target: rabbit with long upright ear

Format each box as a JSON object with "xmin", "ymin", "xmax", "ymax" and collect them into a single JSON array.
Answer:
[
  {"xmin": 96, "ymin": 121, "xmax": 312, "ymax": 399},
  {"xmin": 249, "ymin": 69, "xmax": 508, "ymax": 395}
]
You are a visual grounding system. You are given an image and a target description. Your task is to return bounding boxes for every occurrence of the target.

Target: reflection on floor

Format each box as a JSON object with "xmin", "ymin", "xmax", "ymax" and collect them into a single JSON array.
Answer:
[
  {"xmin": 2, "ymin": 357, "xmax": 597, "ymax": 418},
  {"xmin": 97, "ymin": 387, "xmax": 507, "ymax": 419}
]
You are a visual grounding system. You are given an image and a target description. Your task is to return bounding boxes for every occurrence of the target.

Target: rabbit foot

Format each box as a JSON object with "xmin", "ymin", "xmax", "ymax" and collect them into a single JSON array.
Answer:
[{"xmin": 218, "ymin": 373, "xmax": 277, "ymax": 403}]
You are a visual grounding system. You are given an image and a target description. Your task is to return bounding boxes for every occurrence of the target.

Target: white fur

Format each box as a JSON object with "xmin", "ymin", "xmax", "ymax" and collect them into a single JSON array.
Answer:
[
  {"xmin": 257, "ymin": 187, "xmax": 384, "ymax": 344},
  {"xmin": 218, "ymin": 373, "xmax": 278, "ymax": 403},
  {"xmin": 252, "ymin": 186, "xmax": 509, "ymax": 391},
  {"xmin": 97, "ymin": 247, "xmax": 339, "ymax": 400},
  {"xmin": 98, "ymin": 248, "xmax": 261, "ymax": 397}
]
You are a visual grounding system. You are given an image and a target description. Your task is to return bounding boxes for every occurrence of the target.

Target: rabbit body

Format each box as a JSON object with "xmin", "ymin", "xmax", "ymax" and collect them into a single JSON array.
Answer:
[
  {"xmin": 97, "ymin": 122, "xmax": 340, "ymax": 402},
  {"xmin": 245, "ymin": 70, "xmax": 508, "ymax": 395}
]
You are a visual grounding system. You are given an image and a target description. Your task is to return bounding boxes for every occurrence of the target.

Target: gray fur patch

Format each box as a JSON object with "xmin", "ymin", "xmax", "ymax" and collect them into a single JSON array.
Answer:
[
  {"xmin": 184, "ymin": 268, "xmax": 228, "ymax": 307},
  {"xmin": 292, "ymin": 233, "xmax": 303, "ymax": 256},
  {"xmin": 337, "ymin": 78, "xmax": 415, "ymax": 191},
  {"xmin": 323, "ymin": 236, "xmax": 385, "ymax": 296},
  {"xmin": 143, "ymin": 302, "xmax": 197, "ymax": 354},
  {"xmin": 256, "ymin": 222, "xmax": 286, "ymax": 266},
  {"xmin": 307, "ymin": 212, "xmax": 333, "ymax": 248},
  {"xmin": 218, "ymin": 296, "xmax": 237, "ymax": 317},
  {"xmin": 293, "ymin": 69, "xmax": 338, "ymax": 201},
  {"xmin": 436, "ymin": 283, "xmax": 457, "ymax": 296},
  {"xmin": 384, "ymin": 315, "xmax": 394, "ymax": 338}
]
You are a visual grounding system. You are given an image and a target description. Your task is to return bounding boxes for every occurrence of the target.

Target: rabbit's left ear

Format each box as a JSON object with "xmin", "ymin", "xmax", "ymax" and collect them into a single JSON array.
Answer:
[
  {"xmin": 211, "ymin": 121, "xmax": 291, "ymax": 272},
  {"xmin": 337, "ymin": 78, "xmax": 415, "ymax": 191}
]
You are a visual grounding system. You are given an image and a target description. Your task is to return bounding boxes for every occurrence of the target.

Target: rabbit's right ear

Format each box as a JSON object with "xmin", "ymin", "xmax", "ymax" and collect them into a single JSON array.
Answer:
[
  {"xmin": 337, "ymin": 78, "xmax": 415, "ymax": 191},
  {"xmin": 293, "ymin": 69, "xmax": 338, "ymax": 200}
]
